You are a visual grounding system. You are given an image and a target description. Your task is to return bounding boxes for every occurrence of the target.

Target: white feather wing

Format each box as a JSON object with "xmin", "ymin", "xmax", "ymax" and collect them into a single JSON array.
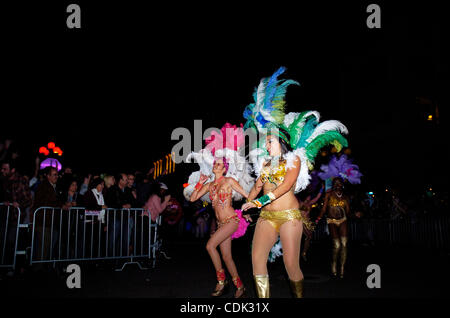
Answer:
[{"xmin": 306, "ymin": 120, "xmax": 348, "ymax": 143}]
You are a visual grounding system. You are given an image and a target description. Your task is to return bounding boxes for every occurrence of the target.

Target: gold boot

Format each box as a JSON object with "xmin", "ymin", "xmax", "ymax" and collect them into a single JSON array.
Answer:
[
  {"xmin": 253, "ymin": 274, "xmax": 270, "ymax": 298},
  {"xmin": 289, "ymin": 279, "xmax": 304, "ymax": 298},
  {"xmin": 339, "ymin": 236, "xmax": 348, "ymax": 279},
  {"xmin": 331, "ymin": 238, "xmax": 341, "ymax": 278}
]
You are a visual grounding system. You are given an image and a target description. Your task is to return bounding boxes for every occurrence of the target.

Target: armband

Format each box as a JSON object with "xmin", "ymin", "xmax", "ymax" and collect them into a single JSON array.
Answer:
[
  {"xmin": 252, "ymin": 193, "xmax": 273, "ymax": 209},
  {"xmin": 195, "ymin": 182, "xmax": 203, "ymax": 191},
  {"xmin": 251, "ymin": 200, "xmax": 262, "ymax": 208}
]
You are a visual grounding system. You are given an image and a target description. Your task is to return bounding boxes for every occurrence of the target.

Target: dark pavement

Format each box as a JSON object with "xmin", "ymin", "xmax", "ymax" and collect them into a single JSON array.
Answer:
[{"xmin": 1, "ymin": 232, "xmax": 450, "ymax": 299}]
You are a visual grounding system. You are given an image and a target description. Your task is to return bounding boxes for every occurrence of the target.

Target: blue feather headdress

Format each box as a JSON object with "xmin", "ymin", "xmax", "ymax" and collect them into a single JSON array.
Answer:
[
  {"xmin": 243, "ymin": 66, "xmax": 299, "ymax": 132},
  {"xmin": 243, "ymin": 67, "xmax": 350, "ymax": 193}
]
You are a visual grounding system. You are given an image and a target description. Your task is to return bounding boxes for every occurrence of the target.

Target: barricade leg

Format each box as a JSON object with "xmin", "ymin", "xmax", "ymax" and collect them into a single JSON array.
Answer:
[
  {"xmin": 115, "ymin": 211, "xmax": 148, "ymax": 272},
  {"xmin": 33, "ymin": 227, "xmax": 52, "ymax": 270}
]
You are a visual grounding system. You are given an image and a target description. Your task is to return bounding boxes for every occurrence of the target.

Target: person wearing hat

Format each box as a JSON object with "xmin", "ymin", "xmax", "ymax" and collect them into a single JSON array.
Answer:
[{"xmin": 143, "ymin": 183, "xmax": 171, "ymax": 222}]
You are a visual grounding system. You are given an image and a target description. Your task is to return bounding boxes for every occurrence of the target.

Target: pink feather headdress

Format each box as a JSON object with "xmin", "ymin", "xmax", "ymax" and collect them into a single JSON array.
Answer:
[{"xmin": 204, "ymin": 123, "xmax": 245, "ymax": 155}]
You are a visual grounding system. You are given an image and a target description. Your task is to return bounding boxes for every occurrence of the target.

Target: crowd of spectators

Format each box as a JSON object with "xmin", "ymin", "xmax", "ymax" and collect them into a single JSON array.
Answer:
[
  {"xmin": 0, "ymin": 139, "xmax": 192, "ymax": 275},
  {"xmin": 0, "ymin": 139, "xmax": 226, "ymax": 250},
  {"xmin": 1, "ymin": 138, "xmax": 448, "ymax": 268}
]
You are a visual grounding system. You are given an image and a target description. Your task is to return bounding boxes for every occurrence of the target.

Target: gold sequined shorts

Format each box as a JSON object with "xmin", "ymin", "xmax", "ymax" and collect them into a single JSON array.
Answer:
[
  {"xmin": 259, "ymin": 209, "xmax": 315, "ymax": 233},
  {"xmin": 217, "ymin": 214, "xmax": 240, "ymax": 228},
  {"xmin": 327, "ymin": 215, "xmax": 347, "ymax": 226}
]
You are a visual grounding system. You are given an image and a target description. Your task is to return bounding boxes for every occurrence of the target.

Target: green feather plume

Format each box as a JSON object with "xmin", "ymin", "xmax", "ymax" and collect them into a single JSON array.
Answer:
[{"xmin": 305, "ymin": 131, "xmax": 348, "ymax": 162}]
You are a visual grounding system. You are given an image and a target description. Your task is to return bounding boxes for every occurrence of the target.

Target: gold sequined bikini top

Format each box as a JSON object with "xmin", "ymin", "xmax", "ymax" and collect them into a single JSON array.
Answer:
[
  {"xmin": 329, "ymin": 195, "xmax": 346, "ymax": 208},
  {"xmin": 260, "ymin": 159, "xmax": 287, "ymax": 184}
]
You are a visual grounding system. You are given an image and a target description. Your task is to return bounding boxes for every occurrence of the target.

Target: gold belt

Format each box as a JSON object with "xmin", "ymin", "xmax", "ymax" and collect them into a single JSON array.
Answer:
[
  {"xmin": 217, "ymin": 214, "xmax": 240, "ymax": 227},
  {"xmin": 326, "ymin": 215, "xmax": 347, "ymax": 226}
]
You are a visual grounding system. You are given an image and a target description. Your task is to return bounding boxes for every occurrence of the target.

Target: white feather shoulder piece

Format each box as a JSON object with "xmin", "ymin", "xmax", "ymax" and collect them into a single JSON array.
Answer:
[
  {"xmin": 184, "ymin": 148, "xmax": 255, "ymax": 202},
  {"xmin": 284, "ymin": 149, "xmax": 311, "ymax": 193}
]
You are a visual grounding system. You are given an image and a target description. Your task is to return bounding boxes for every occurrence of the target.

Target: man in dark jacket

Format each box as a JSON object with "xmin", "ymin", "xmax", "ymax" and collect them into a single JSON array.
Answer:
[
  {"xmin": 106, "ymin": 173, "xmax": 135, "ymax": 256},
  {"xmin": 32, "ymin": 167, "xmax": 68, "ymax": 265}
]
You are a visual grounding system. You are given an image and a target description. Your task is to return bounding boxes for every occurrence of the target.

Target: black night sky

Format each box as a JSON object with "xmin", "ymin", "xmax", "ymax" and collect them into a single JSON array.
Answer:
[{"xmin": 2, "ymin": 1, "xmax": 449, "ymax": 193}]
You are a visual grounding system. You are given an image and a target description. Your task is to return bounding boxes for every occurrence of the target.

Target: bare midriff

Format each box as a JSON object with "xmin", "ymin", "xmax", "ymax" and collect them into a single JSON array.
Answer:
[{"xmin": 262, "ymin": 181, "xmax": 299, "ymax": 211}]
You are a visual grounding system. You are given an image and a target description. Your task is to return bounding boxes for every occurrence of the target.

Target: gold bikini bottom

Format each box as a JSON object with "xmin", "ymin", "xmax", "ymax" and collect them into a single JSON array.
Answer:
[
  {"xmin": 259, "ymin": 209, "xmax": 314, "ymax": 233},
  {"xmin": 326, "ymin": 215, "xmax": 347, "ymax": 226}
]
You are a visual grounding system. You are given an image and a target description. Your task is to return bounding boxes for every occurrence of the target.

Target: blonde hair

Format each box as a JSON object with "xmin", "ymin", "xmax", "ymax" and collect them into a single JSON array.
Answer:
[{"xmin": 103, "ymin": 175, "xmax": 115, "ymax": 187}]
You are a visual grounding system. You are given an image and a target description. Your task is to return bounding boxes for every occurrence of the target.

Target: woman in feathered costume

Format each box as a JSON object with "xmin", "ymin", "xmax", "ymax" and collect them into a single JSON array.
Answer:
[
  {"xmin": 184, "ymin": 123, "xmax": 254, "ymax": 298},
  {"xmin": 241, "ymin": 67, "xmax": 348, "ymax": 298},
  {"xmin": 316, "ymin": 154, "xmax": 362, "ymax": 278}
]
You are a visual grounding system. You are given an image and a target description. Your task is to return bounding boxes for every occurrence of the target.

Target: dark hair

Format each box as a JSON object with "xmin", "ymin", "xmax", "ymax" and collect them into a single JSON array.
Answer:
[
  {"xmin": 1, "ymin": 160, "xmax": 16, "ymax": 171},
  {"xmin": 271, "ymin": 127, "xmax": 293, "ymax": 155},
  {"xmin": 43, "ymin": 166, "xmax": 57, "ymax": 176},
  {"xmin": 115, "ymin": 173, "xmax": 126, "ymax": 183},
  {"xmin": 61, "ymin": 177, "xmax": 78, "ymax": 194},
  {"xmin": 332, "ymin": 177, "xmax": 344, "ymax": 185},
  {"xmin": 90, "ymin": 177, "xmax": 104, "ymax": 190}
]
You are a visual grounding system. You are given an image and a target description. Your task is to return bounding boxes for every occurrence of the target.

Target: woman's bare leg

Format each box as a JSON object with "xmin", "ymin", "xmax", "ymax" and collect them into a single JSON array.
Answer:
[
  {"xmin": 220, "ymin": 237, "xmax": 238, "ymax": 277},
  {"xmin": 206, "ymin": 222, "xmax": 239, "ymax": 271},
  {"xmin": 338, "ymin": 221, "xmax": 348, "ymax": 277},
  {"xmin": 329, "ymin": 223, "xmax": 340, "ymax": 276},
  {"xmin": 252, "ymin": 219, "xmax": 278, "ymax": 298},
  {"xmin": 339, "ymin": 221, "xmax": 348, "ymax": 237},
  {"xmin": 220, "ymin": 237, "xmax": 244, "ymax": 297},
  {"xmin": 206, "ymin": 222, "xmax": 239, "ymax": 291},
  {"xmin": 251, "ymin": 219, "xmax": 278, "ymax": 275},
  {"xmin": 279, "ymin": 219, "xmax": 303, "ymax": 281}
]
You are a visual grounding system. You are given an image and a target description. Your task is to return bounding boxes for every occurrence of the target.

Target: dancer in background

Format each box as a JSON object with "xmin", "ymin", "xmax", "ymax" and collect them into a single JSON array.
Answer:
[
  {"xmin": 298, "ymin": 186, "xmax": 323, "ymax": 261},
  {"xmin": 316, "ymin": 178, "xmax": 350, "ymax": 278},
  {"xmin": 316, "ymin": 154, "xmax": 362, "ymax": 278},
  {"xmin": 241, "ymin": 66, "xmax": 349, "ymax": 298}
]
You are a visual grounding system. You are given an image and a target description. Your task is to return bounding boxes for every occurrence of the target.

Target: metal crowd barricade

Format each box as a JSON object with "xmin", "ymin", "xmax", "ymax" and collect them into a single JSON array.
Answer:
[
  {"xmin": 0, "ymin": 203, "xmax": 23, "ymax": 271},
  {"xmin": 30, "ymin": 206, "xmax": 162, "ymax": 270},
  {"xmin": 311, "ymin": 214, "xmax": 450, "ymax": 251}
]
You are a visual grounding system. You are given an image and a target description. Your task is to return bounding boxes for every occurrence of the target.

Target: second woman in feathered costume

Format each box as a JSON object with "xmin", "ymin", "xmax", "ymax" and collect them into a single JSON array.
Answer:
[
  {"xmin": 184, "ymin": 123, "xmax": 254, "ymax": 298},
  {"xmin": 241, "ymin": 66, "xmax": 349, "ymax": 298}
]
